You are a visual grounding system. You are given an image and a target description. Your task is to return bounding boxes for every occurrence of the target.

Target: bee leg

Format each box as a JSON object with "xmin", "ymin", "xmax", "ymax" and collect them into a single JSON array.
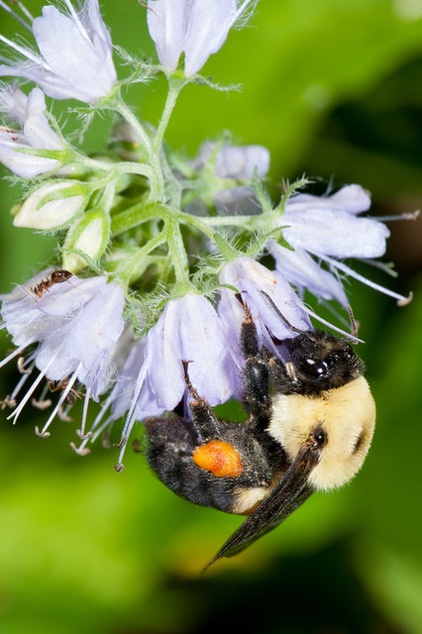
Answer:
[
  {"xmin": 236, "ymin": 295, "xmax": 271, "ymax": 423},
  {"xmin": 182, "ymin": 360, "xmax": 221, "ymax": 443}
]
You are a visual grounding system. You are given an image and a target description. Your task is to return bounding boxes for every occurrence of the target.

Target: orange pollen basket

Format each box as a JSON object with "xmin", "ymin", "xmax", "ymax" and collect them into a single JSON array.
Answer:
[{"xmin": 193, "ymin": 440, "xmax": 243, "ymax": 478}]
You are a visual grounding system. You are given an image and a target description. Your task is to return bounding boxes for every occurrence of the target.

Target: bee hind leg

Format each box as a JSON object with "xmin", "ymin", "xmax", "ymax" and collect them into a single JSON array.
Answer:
[{"xmin": 181, "ymin": 360, "xmax": 221, "ymax": 443}]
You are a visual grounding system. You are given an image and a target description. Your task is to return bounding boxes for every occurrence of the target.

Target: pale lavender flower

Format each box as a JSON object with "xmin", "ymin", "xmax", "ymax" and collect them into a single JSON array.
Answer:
[
  {"xmin": 91, "ymin": 293, "xmax": 240, "ymax": 467},
  {"xmin": 189, "ymin": 141, "xmax": 270, "ymax": 214},
  {"xmin": 147, "ymin": 0, "xmax": 256, "ymax": 76},
  {"xmin": 0, "ymin": 270, "xmax": 126, "ymax": 437},
  {"xmin": 219, "ymin": 256, "xmax": 312, "ymax": 370},
  {"xmin": 0, "ymin": 0, "xmax": 117, "ymax": 104},
  {"xmin": 0, "ymin": 85, "xmax": 65, "ymax": 177},
  {"xmin": 144, "ymin": 293, "xmax": 238, "ymax": 408},
  {"xmin": 270, "ymin": 184, "xmax": 410, "ymax": 305},
  {"xmin": 199, "ymin": 142, "xmax": 270, "ymax": 180}
]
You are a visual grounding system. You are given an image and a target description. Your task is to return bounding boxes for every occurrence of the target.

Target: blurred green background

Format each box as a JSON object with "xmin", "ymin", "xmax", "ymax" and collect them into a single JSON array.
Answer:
[{"xmin": 1, "ymin": 1, "xmax": 422, "ymax": 632}]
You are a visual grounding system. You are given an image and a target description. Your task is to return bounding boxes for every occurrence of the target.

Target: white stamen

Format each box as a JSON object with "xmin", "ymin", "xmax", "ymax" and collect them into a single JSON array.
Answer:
[
  {"xmin": 7, "ymin": 353, "xmax": 57, "ymax": 423},
  {"xmin": 0, "ymin": 0, "xmax": 32, "ymax": 30},
  {"xmin": 0, "ymin": 343, "xmax": 30, "ymax": 369},
  {"xmin": 0, "ymin": 34, "xmax": 44, "ymax": 65},
  {"xmin": 323, "ymin": 255, "xmax": 411, "ymax": 304},
  {"xmin": 35, "ymin": 366, "xmax": 81, "ymax": 436},
  {"xmin": 305, "ymin": 307, "xmax": 364, "ymax": 343},
  {"xmin": 76, "ymin": 387, "xmax": 92, "ymax": 440},
  {"xmin": 8, "ymin": 362, "xmax": 35, "ymax": 401}
]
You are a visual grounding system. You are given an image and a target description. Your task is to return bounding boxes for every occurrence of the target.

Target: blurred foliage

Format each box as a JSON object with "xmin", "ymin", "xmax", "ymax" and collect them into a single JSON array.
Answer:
[{"xmin": 1, "ymin": 0, "xmax": 422, "ymax": 632}]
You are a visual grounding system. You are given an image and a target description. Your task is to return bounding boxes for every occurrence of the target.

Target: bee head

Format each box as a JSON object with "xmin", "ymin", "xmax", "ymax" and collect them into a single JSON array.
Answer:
[{"xmin": 282, "ymin": 330, "xmax": 365, "ymax": 394}]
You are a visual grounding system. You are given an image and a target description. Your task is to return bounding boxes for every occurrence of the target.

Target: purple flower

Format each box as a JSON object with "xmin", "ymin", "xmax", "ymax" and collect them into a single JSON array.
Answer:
[
  {"xmin": 270, "ymin": 184, "xmax": 409, "ymax": 305},
  {"xmin": 89, "ymin": 293, "xmax": 240, "ymax": 466},
  {"xmin": 190, "ymin": 141, "xmax": 270, "ymax": 214},
  {"xmin": 195, "ymin": 142, "xmax": 270, "ymax": 180},
  {"xmin": 0, "ymin": 0, "xmax": 117, "ymax": 104},
  {"xmin": 219, "ymin": 256, "xmax": 312, "ymax": 369},
  {"xmin": 0, "ymin": 85, "xmax": 65, "ymax": 177},
  {"xmin": 126, "ymin": 294, "xmax": 236, "ymax": 406},
  {"xmin": 0, "ymin": 270, "xmax": 126, "ymax": 436},
  {"xmin": 147, "ymin": 0, "xmax": 256, "ymax": 76}
]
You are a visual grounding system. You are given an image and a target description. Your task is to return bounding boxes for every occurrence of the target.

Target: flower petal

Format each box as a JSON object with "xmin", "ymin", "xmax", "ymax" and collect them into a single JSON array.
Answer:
[
  {"xmin": 22, "ymin": 88, "xmax": 64, "ymax": 150},
  {"xmin": 1, "ymin": 272, "xmax": 125, "ymax": 398},
  {"xmin": 0, "ymin": 0, "xmax": 117, "ymax": 104},
  {"xmin": 184, "ymin": 0, "xmax": 239, "ymax": 76},
  {"xmin": 219, "ymin": 256, "xmax": 311, "ymax": 341},
  {"xmin": 32, "ymin": 3, "xmax": 116, "ymax": 102},
  {"xmin": 267, "ymin": 241, "xmax": 348, "ymax": 305},
  {"xmin": 145, "ymin": 294, "xmax": 236, "ymax": 410},
  {"xmin": 282, "ymin": 208, "xmax": 390, "ymax": 258},
  {"xmin": 13, "ymin": 181, "xmax": 87, "ymax": 229},
  {"xmin": 287, "ymin": 184, "xmax": 371, "ymax": 215},
  {"xmin": 147, "ymin": 0, "xmax": 187, "ymax": 71}
]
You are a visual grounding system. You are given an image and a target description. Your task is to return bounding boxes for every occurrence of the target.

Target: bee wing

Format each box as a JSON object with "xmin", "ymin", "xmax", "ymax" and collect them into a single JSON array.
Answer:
[{"xmin": 206, "ymin": 443, "xmax": 318, "ymax": 568}]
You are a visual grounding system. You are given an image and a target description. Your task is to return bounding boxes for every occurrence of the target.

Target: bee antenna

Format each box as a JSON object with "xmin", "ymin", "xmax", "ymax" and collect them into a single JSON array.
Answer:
[
  {"xmin": 260, "ymin": 291, "xmax": 308, "ymax": 335},
  {"xmin": 346, "ymin": 305, "xmax": 359, "ymax": 338}
]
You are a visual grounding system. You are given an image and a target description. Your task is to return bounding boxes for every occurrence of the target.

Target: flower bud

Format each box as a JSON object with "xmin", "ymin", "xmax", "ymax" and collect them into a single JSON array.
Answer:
[
  {"xmin": 63, "ymin": 209, "xmax": 111, "ymax": 272},
  {"xmin": 13, "ymin": 180, "xmax": 88, "ymax": 230}
]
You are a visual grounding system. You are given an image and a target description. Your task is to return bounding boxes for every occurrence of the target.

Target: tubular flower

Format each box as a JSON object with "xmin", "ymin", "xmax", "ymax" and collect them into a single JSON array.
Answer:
[
  {"xmin": 147, "ymin": 0, "xmax": 256, "ymax": 76},
  {"xmin": 81, "ymin": 293, "xmax": 240, "ymax": 467},
  {"xmin": 120, "ymin": 293, "xmax": 237, "ymax": 413},
  {"xmin": 0, "ymin": 85, "xmax": 65, "ymax": 177},
  {"xmin": 143, "ymin": 293, "xmax": 238, "ymax": 409},
  {"xmin": 190, "ymin": 142, "xmax": 270, "ymax": 214},
  {"xmin": 270, "ymin": 185, "xmax": 410, "ymax": 305},
  {"xmin": 0, "ymin": 0, "xmax": 117, "ymax": 104},
  {"xmin": 0, "ymin": 270, "xmax": 126, "ymax": 437},
  {"xmin": 219, "ymin": 256, "xmax": 312, "ymax": 366}
]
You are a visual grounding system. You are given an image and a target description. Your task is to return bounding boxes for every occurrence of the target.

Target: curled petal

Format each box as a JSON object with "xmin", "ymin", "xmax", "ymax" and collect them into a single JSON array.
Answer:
[
  {"xmin": 286, "ymin": 184, "xmax": 371, "ymax": 215},
  {"xmin": 282, "ymin": 208, "xmax": 390, "ymax": 259},
  {"xmin": 219, "ymin": 256, "xmax": 311, "ymax": 341},
  {"xmin": 0, "ymin": 86, "xmax": 65, "ymax": 177},
  {"xmin": 268, "ymin": 241, "xmax": 348, "ymax": 305},
  {"xmin": 0, "ymin": 128, "xmax": 62, "ymax": 178}
]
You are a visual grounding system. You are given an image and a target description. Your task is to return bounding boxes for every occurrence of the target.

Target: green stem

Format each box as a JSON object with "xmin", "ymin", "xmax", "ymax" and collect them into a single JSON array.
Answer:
[
  {"xmin": 111, "ymin": 202, "xmax": 168, "ymax": 236},
  {"xmin": 199, "ymin": 213, "xmax": 271, "ymax": 228},
  {"xmin": 146, "ymin": 76, "xmax": 186, "ymax": 202},
  {"xmin": 153, "ymin": 76, "xmax": 185, "ymax": 154},
  {"xmin": 81, "ymin": 156, "xmax": 153, "ymax": 180},
  {"xmin": 165, "ymin": 217, "xmax": 191, "ymax": 289},
  {"xmin": 171, "ymin": 208, "xmax": 238, "ymax": 261},
  {"xmin": 113, "ymin": 99, "xmax": 153, "ymax": 158},
  {"xmin": 112, "ymin": 199, "xmax": 240, "ymax": 262},
  {"xmin": 113, "ymin": 231, "xmax": 167, "ymax": 287}
]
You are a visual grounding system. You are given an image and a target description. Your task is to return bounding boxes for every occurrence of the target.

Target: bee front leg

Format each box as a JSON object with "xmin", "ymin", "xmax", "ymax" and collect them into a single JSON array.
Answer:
[{"xmin": 237, "ymin": 296, "xmax": 272, "ymax": 424}]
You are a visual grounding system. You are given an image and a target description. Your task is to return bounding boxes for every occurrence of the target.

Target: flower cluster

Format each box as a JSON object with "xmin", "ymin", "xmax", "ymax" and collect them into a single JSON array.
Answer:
[{"xmin": 0, "ymin": 0, "xmax": 411, "ymax": 468}]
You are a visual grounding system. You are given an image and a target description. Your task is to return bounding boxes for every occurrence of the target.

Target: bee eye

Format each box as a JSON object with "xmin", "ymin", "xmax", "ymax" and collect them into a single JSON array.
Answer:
[
  {"xmin": 299, "ymin": 357, "xmax": 329, "ymax": 379},
  {"xmin": 315, "ymin": 431, "xmax": 326, "ymax": 445},
  {"xmin": 310, "ymin": 427, "xmax": 326, "ymax": 448}
]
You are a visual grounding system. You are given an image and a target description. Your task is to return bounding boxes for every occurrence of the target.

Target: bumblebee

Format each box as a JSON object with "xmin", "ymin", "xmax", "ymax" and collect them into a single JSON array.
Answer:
[{"xmin": 144, "ymin": 297, "xmax": 376, "ymax": 566}]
